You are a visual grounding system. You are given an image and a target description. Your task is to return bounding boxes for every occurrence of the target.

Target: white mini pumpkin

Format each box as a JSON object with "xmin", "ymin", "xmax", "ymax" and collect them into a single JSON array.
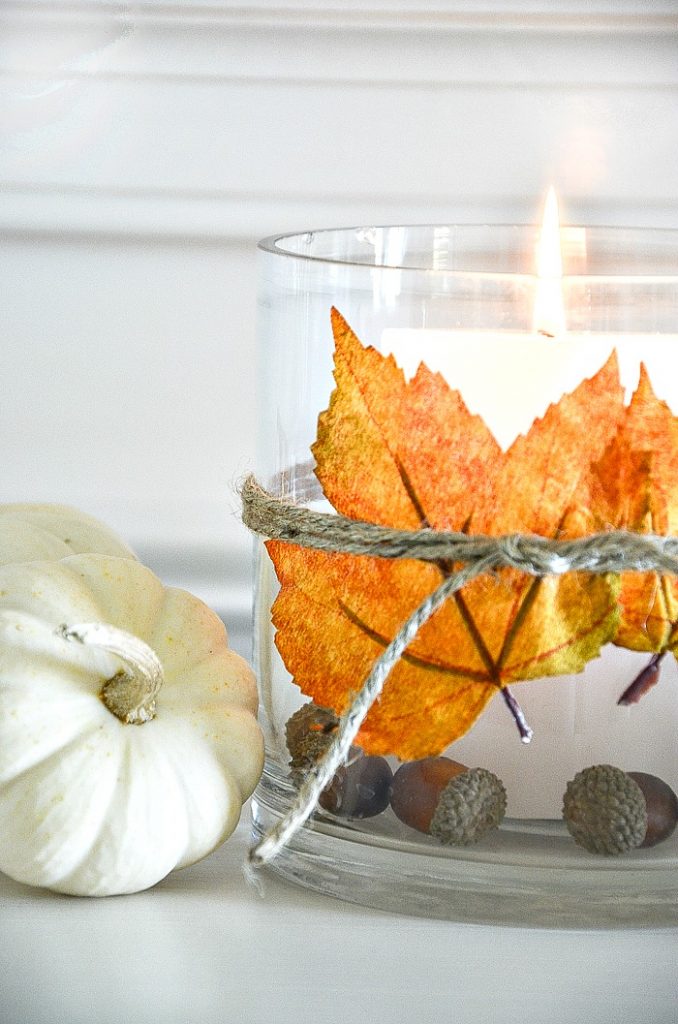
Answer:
[
  {"xmin": 0, "ymin": 554, "xmax": 263, "ymax": 896},
  {"xmin": 0, "ymin": 503, "xmax": 135, "ymax": 566}
]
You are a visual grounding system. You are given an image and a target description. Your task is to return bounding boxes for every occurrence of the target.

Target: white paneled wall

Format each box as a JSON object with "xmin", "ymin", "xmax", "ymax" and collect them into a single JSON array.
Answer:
[{"xmin": 1, "ymin": 1, "xmax": 677, "ymax": 637}]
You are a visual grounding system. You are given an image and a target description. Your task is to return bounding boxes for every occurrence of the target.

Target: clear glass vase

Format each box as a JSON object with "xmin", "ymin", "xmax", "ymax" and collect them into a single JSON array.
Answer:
[{"xmin": 251, "ymin": 223, "xmax": 678, "ymax": 927}]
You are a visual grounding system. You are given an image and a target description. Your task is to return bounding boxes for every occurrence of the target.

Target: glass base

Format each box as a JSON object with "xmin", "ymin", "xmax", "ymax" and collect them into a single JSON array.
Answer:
[{"xmin": 252, "ymin": 763, "xmax": 678, "ymax": 929}]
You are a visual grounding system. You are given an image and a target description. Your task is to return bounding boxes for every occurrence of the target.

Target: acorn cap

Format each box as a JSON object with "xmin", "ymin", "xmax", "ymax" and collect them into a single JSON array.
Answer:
[
  {"xmin": 429, "ymin": 767, "xmax": 507, "ymax": 846},
  {"xmin": 285, "ymin": 702, "xmax": 338, "ymax": 769},
  {"xmin": 562, "ymin": 764, "xmax": 647, "ymax": 855}
]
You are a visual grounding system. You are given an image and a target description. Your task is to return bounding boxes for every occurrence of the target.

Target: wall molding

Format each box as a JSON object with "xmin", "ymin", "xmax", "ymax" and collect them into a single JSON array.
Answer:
[
  {"xmin": 1, "ymin": 3, "xmax": 676, "ymax": 236},
  {"xmin": 1, "ymin": 182, "xmax": 675, "ymax": 241},
  {"xmin": 3, "ymin": 1, "xmax": 678, "ymax": 34},
  {"xmin": 2, "ymin": 2, "xmax": 677, "ymax": 85}
]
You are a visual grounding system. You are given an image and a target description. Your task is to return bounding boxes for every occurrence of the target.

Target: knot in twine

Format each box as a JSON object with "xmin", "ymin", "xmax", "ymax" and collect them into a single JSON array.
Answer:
[{"xmin": 241, "ymin": 474, "xmax": 678, "ymax": 868}]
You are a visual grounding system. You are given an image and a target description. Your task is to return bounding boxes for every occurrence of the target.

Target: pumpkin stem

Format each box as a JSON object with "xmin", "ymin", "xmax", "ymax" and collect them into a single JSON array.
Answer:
[{"xmin": 57, "ymin": 622, "xmax": 164, "ymax": 724}]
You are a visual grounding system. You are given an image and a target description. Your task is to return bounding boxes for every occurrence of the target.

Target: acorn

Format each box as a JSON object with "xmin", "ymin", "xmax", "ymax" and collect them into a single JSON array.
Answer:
[
  {"xmin": 318, "ymin": 754, "xmax": 394, "ymax": 819},
  {"xmin": 632, "ymin": 772, "xmax": 678, "ymax": 848},
  {"xmin": 285, "ymin": 703, "xmax": 393, "ymax": 819},
  {"xmin": 285, "ymin": 702, "xmax": 339, "ymax": 769},
  {"xmin": 390, "ymin": 756, "xmax": 507, "ymax": 846},
  {"xmin": 562, "ymin": 765, "xmax": 678, "ymax": 855}
]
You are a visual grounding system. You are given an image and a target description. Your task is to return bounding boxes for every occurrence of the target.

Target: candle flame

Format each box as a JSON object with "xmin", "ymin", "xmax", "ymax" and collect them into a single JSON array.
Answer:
[{"xmin": 533, "ymin": 186, "xmax": 566, "ymax": 338}]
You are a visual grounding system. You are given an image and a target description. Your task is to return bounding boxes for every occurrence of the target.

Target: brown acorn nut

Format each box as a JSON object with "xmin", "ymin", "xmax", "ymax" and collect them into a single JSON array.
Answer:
[
  {"xmin": 630, "ymin": 772, "xmax": 678, "ymax": 848},
  {"xmin": 319, "ymin": 755, "xmax": 394, "ymax": 819},
  {"xmin": 285, "ymin": 703, "xmax": 393, "ymax": 819},
  {"xmin": 390, "ymin": 756, "xmax": 507, "ymax": 846},
  {"xmin": 562, "ymin": 765, "xmax": 678, "ymax": 855}
]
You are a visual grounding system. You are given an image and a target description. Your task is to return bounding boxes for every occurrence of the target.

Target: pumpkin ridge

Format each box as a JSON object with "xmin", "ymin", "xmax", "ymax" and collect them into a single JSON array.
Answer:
[
  {"xmin": 141, "ymin": 716, "xmax": 242, "ymax": 871},
  {"xmin": 36, "ymin": 737, "xmax": 126, "ymax": 893},
  {"xmin": 50, "ymin": 734, "xmax": 168, "ymax": 896},
  {"xmin": 0, "ymin": 725, "xmax": 125, "ymax": 891},
  {"xmin": 0, "ymin": 720, "xmax": 117, "ymax": 788},
  {"xmin": 145, "ymin": 586, "xmax": 229, "ymax": 683},
  {"xmin": 154, "ymin": 700, "xmax": 264, "ymax": 802}
]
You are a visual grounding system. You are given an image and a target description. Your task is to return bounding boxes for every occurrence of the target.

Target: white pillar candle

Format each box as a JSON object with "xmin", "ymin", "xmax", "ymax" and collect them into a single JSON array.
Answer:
[
  {"xmin": 380, "ymin": 327, "xmax": 678, "ymax": 818},
  {"xmin": 379, "ymin": 176, "xmax": 678, "ymax": 823},
  {"xmin": 382, "ymin": 330, "xmax": 678, "ymax": 450}
]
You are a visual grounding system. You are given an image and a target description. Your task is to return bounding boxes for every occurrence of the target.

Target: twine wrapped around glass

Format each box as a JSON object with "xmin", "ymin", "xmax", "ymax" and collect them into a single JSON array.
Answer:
[{"xmin": 249, "ymin": 216, "xmax": 678, "ymax": 927}]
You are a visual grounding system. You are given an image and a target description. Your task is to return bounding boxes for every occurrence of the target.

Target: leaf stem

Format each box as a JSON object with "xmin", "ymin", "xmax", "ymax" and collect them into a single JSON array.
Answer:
[
  {"xmin": 501, "ymin": 687, "xmax": 534, "ymax": 743},
  {"xmin": 617, "ymin": 651, "xmax": 665, "ymax": 706}
]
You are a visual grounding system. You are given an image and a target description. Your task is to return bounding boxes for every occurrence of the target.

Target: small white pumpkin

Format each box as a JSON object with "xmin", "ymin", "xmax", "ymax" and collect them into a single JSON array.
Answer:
[
  {"xmin": 0, "ymin": 503, "xmax": 135, "ymax": 566},
  {"xmin": 0, "ymin": 554, "xmax": 263, "ymax": 896}
]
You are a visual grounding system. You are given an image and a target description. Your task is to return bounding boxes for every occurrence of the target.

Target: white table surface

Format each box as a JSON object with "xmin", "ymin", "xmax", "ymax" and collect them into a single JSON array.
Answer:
[{"xmin": 1, "ymin": 809, "xmax": 676, "ymax": 1024}]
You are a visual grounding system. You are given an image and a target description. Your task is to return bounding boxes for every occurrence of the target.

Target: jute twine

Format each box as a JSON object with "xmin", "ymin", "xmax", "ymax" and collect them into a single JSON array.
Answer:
[{"xmin": 241, "ymin": 474, "xmax": 678, "ymax": 869}]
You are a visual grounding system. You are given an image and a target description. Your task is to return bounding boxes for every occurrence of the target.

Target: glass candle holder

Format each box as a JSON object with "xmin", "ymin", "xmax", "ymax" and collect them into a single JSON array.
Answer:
[{"xmin": 251, "ymin": 223, "xmax": 678, "ymax": 927}]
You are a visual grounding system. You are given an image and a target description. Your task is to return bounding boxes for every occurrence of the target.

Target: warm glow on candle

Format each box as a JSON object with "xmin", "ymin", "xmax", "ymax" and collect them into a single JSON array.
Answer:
[{"xmin": 533, "ymin": 186, "xmax": 566, "ymax": 338}]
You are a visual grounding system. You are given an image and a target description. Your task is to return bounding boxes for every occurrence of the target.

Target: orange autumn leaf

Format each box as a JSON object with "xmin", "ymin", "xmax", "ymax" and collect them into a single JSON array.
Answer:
[
  {"xmin": 589, "ymin": 366, "xmax": 678, "ymax": 653},
  {"xmin": 313, "ymin": 308, "xmax": 502, "ymax": 531},
  {"xmin": 268, "ymin": 309, "xmax": 623, "ymax": 759}
]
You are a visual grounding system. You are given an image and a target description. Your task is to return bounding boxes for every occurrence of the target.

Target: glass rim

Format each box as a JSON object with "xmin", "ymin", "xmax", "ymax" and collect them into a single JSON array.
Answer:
[{"xmin": 258, "ymin": 223, "xmax": 678, "ymax": 280}]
